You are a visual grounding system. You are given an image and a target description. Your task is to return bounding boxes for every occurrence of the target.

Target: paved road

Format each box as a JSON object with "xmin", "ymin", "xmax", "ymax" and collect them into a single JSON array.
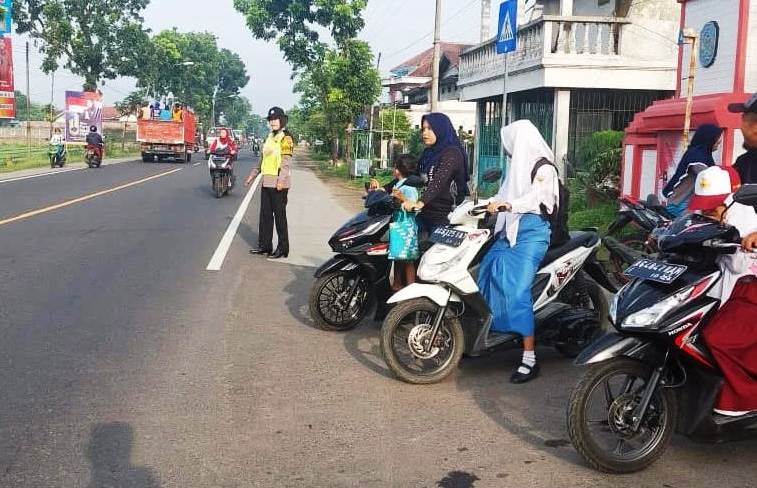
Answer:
[{"xmin": 0, "ymin": 152, "xmax": 754, "ymax": 487}]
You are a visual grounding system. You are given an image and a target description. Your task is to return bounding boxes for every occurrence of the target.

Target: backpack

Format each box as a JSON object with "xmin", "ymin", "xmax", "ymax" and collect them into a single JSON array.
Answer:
[{"xmin": 531, "ymin": 158, "xmax": 570, "ymax": 248}]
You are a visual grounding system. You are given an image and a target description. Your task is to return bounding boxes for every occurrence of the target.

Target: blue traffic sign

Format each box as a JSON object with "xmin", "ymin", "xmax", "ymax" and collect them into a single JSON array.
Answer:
[{"xmin": 496, "ymin": 0, "xmax": 518, "ymax": 54}]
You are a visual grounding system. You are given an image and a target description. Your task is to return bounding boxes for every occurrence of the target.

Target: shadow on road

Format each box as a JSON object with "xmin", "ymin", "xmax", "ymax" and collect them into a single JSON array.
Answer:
[{"xmin": 86, "ymin": 422, "xmax": 161, "ymax": 488}]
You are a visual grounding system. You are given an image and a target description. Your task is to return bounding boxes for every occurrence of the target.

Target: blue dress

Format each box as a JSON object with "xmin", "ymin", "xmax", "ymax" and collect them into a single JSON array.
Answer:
[{"xmin": 477, "ymin": 214, "xmax": 551, "ymax": 337}]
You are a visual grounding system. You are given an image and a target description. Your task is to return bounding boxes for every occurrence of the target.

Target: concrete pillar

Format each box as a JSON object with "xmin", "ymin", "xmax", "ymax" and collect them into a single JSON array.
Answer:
[
  {"xmin": 480, "ymin": 0, "xmax": 491, "ymax": 42},
  {"xmin": 560, "ymin": 0, "xmax": 574, "ymax": 16},
  {"xmin": 553, "ymin": 88, "xmax": 571, "ymax": 178}
]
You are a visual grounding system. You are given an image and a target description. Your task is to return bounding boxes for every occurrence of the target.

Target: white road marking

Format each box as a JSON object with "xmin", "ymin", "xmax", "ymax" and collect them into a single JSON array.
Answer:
[
  {"xmin": 0, "ymin": 158, "xmax": 136, "ymax": 185},
  {"xmin": 206, "ymin": 175, "xmax": 262, "ymax": 271},
  {"xmin": 0, "ymin": 168, "xmax": 183, "ymax": 227},
  {"xmin": 192, "ymin": 162, "xmax": 201, "ymax": 167}
]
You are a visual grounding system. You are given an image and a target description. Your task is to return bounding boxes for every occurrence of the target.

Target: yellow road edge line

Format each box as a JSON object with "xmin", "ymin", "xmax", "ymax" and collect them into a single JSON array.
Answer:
[{"xmin": 0, "ymin": 168, "xmax": 183, "ymax": 227}]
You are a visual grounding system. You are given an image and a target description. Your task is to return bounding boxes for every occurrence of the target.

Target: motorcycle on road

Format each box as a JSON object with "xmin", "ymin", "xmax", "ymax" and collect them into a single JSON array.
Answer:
[
  {"xmin": 566, "ymin": 185, "xmax": 757, "ymax": 474},
  {"xmin": 308, "ymin": 176, "xmax": 424, "ymax": 331},
  {"xmin": 380, "ymin": 199, "xmax": 612, "ymax": 385},
  {"xmin": 208, "ymin": 148, "xmax": 235, "ymax": 198},
  {"xmin": 49, "ymin": 143, "xmax": 67, "ymax": 168},
  {"xmin": 85, "ymin": 144, "xmax": 102, "ymax": 168}
]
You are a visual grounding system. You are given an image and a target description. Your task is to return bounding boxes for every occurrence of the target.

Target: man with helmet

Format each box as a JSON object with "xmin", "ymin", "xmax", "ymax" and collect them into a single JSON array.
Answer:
[
  {"xmin": 85, "ymin": 125, "xmax": 105, "ymax": 160},
  {"xmin": 246, "ymin": 107, "xmax": 294, "ymax": 259}
]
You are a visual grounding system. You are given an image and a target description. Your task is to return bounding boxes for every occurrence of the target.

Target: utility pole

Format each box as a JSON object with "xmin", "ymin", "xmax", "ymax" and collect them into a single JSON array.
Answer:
[
  {"xmin": 480, "ymin": 0, "xmax": 491, "ymax": 42},
  {"xmin": 430, "ymin": 0, "xmax": 442, "ymax": 112},
  {"xmin": 49, "ymin": 71, "xmax": 55, "ymax": 138},
  {"xmin": 368, "ymin": 52, "xmax": 381, "ymax": 163},
  {"xmin": 682, "ymin": 29, "xmax": 698, "ymax": 145},
  {"xmin": 25, "ymin": 41, "xmax": 31, "ymax": 160}
]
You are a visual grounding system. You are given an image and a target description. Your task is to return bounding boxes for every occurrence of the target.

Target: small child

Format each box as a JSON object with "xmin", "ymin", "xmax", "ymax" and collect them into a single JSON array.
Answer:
[{"xmin": 389, "ymin": 155, "xmax": 420, "ymax": 292}]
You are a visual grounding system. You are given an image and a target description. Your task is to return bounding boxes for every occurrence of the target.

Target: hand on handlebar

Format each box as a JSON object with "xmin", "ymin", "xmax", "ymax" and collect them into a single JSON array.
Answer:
[
  {"xmin": 743, "ymin": 232, "xmax": 757, "ymax": 252},
  {"xmin": 486, "ymin": 201, "xmax": 511, "ymax": 214}
]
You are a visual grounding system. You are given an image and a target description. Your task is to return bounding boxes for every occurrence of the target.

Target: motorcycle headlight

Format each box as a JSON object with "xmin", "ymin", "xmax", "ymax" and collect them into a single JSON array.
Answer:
[
  {"xmin": 621, "ymin": 287, "xmax": 693, "ymax": 329},
  {"xmin": 338, "ymin": 219, "xmax": 388, "ymax": 242},
  {"xmin": 418, "ymin": 245, "xmax": 468, "ymax": 280}
]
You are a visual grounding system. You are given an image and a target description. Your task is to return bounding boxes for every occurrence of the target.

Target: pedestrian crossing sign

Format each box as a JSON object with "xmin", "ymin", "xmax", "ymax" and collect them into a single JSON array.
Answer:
[{"xmin": 496, "ymin": 0, "xmax": 518, "ymax": 54}]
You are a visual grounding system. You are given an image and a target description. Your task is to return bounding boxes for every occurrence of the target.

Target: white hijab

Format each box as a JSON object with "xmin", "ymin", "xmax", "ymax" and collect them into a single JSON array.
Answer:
[{"xmin": 494, "ymin": 120, "xmax": 557, "ymax": 245}]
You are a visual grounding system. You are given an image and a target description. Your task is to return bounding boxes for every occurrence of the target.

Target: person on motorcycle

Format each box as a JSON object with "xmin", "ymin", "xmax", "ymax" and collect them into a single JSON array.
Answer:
[
  {"xmin": 246, "ymin": 107, "xmax": 294, "ymax": 259},
  {"xmin": 477, "ymin": 120, "xmax": 559, "ymax": 384},
  {"xmin": 85, "ymin": 126, "xmax": 104, "ymax": 160},
  {"xmin": 662, "ymin": 124, "xmax": 723, "ymax": 217},
  {"xmin": 209, "ymin": 128, "xmax": 238, "ymax": 187},
  {"xmin": 688, "ymin": 166, "xmax": 757, "ymax": 416},
  {"xmin": 730, "ymin": 92, "xmax": 757, "ymax": 184},
  {"xmin": 403, "ymin": 113, "xmax": 469, "ymax": 236}
]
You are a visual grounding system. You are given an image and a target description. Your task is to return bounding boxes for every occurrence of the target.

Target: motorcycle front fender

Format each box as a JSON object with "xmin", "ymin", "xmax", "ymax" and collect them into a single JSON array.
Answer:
[
  {"xmin": 386, "ymin": 283, "xmax": 461, "ymax": 308},
  {"xmin": 314, "ymin": 256, "xmax": 360, "ymax": 279},
  {"xmin": 574, "ymin": 333, "xmax": 662, "ymax": 366},
  {"xmin": 583, "ymin": 256, "xmax": 618, "ymax": 294}
]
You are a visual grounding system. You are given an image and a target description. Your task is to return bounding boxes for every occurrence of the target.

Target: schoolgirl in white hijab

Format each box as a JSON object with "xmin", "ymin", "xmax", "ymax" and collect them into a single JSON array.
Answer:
[{"xmin": 479, "ymin": 120, "xmax": 559, "ymax": 384}]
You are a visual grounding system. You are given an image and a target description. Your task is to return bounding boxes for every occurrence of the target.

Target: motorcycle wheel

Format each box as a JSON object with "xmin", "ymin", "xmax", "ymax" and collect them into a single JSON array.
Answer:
[
  {"xmin": 213, "ymin": 177, "xmax": 224, "ymax": 198},
  {"xmin": 50, "ymin": 157, "xmax": 56, "ymax": 168},
  {"xmin": 567, "ymin": 358, "xmax": 677, "ymax": 474},
  {"xmin": 308, "ymin": 271, "xmax": 372, "ymax": 331},
  {"xmin": 380, "ymin": 298, "xmax": 464, "ymax": 384},
  {"xmin": 555, "ymin": 275, "xmax": 608, "ymax": 358}
]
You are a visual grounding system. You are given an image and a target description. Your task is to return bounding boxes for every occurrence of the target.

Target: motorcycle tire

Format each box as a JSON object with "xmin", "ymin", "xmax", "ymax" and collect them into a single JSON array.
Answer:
[
  {"xmin": 380, "ymin": 298, "xmax": 464, "ymax": 384},
  {"xmin": 213, "ymin": 178, "xmax": 224, "ymax": 198},
  {"xmin": 308, "ymin": 271, "xmax": 373, "ymax": 331},
  {"xmin": 567, "ymin": 358, "xmax": 677, "ymax": 474},
  {"xmin": 50, "ymin": 157, "xmax": 56, "ymax": 168}
]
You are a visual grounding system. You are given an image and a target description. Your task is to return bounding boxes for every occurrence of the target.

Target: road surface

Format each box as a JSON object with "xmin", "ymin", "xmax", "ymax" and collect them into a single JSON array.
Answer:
[{"xmin": 0, "ymin": 152, "xmax": 754, "ymax": 487}]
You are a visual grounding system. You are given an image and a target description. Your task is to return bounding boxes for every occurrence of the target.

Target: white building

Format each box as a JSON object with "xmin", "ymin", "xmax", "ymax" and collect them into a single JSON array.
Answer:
[{"xmin": 458, "ymin": 0, "xmax": 680, "ymax": 189}]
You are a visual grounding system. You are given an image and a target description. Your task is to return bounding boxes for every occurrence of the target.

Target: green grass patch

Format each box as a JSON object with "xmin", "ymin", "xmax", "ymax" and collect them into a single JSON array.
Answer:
[{"xmin": 0, "ymin": 143, "xmax": 140, "ymax": 174}]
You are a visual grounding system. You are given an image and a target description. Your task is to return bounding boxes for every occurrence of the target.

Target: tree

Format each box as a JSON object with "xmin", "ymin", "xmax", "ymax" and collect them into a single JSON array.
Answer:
[
  {"xmin": 115, "ymin": 90, "xmax": 147, "ymax": 150},
  {"xmin": 217, "ymin": 96, "xmax": 252, "ymax": 129},
  {"xmin": 245, "ymin": 113, "xmax": 268, "ymax": 139},
  {"xmin": 233, "ymin": 0, "xmax": 368, "ymax": 69},
  {"xmin": 294, "ymin": 40, "xmax": 381, "ymax": 161},
  {"xmin": 14, "ymin": 0, "xmax": 151, "ymax": 91},
  {"xmin": 14, "ymin": 91, "xmax": 48, "ymax": 121},
  {"xmin": 379, "ymin": 108, "xmax": 412, "ymax": 142},
  {"xmin": 138, "ymin": 30, "xmax": 249, "ymax": 127}
]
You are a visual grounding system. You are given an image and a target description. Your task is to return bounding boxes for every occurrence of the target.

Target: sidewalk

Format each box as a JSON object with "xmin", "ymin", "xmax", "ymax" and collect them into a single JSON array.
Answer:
[{"xmin": 0, "ymin": 155, "xmax": 139, "ymax": 183}]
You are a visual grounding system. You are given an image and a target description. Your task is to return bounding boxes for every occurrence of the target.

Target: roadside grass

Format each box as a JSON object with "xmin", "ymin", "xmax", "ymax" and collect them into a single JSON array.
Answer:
[
  {"xmin": 0, "ymin": 143, "xmax": 140, "ymax": 174},
  {"xmin": 316, "ymin": 160, "xmax": 394, "ymax": 191}
]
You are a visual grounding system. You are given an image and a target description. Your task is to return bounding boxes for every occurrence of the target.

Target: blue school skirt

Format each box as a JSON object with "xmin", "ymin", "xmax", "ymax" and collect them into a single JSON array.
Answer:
[{"xmin": 477, "ymin": 214, "xmax": 551, "ymax": 337}]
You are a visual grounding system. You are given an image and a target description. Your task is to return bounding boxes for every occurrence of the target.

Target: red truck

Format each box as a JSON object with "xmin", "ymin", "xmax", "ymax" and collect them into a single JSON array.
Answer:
[{"xmin": 137, "ymin": 109, "xmax": 197, "ymax": 163}]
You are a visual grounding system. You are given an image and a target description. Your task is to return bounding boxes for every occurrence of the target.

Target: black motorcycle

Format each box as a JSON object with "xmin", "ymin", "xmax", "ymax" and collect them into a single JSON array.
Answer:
[
  {"xmin": 208, "ymin": 148, "xmax": 235, "ymax": 198},
  {"xmin": 567, "ymin": 185, "xmax": 757, "ymax": 473},
  {"xmin": 309, "ymin": 176, "xmax": 425, "ymax": 331}
]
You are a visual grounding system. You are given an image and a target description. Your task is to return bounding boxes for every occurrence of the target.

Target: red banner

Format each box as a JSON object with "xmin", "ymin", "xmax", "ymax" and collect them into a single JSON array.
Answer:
[{"xmin": 0, "ymin": 36, "xmax": 15, "ymax": 119}]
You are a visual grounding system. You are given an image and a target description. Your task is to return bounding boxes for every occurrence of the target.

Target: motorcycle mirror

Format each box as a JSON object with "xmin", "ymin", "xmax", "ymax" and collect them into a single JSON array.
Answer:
[
  {"xmin": 481, "ymin": 168, "xmax": 503, "ymax": 183},
  {"xmin": 733, "ymin": 184, "xmax": 757, "ymax": 208}
]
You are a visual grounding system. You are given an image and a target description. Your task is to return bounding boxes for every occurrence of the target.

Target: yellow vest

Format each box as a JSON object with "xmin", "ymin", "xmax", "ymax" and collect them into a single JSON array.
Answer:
[{"xmin": 261, "ymin": 132, "xmax": 284, "ymax": 176}]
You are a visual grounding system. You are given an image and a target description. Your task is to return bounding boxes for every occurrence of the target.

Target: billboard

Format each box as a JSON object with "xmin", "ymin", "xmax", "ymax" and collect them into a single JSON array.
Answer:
[
  {"xmin": 65, "ymin": 91, "xmax": 103, "ymax": 143},
  {"xmin": 0, "ymin": 36, "xmax": 14, "ymax": 118},
  {"xmin": 0, "ymin": 1, "xmax": 12, "ymax": 35}
]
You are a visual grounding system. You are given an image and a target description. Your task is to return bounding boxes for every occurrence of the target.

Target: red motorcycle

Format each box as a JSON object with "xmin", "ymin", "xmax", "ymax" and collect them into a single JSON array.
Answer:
[{"xmin": 85, "ymin": 144, "xmax": 103, "ymax": 168}]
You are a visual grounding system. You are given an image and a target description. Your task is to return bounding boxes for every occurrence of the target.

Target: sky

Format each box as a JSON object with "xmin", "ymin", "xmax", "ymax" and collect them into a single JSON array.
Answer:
[{"xmin": 12, "ymin": 0, "xmax": 499, "ymax": 115}]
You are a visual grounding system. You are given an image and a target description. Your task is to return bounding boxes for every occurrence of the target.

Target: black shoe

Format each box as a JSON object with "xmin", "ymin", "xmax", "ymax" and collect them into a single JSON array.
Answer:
[
  {"xmin": 250, "ymin": 248, "xmax": 272, "ymax": 256},
  {"xmin": 269, "ymin": 250, "xmax": 289, "ymax": 259},
  {"xmin": 510, "ymin": 363, "xmax": 540, "ymax": 384}
]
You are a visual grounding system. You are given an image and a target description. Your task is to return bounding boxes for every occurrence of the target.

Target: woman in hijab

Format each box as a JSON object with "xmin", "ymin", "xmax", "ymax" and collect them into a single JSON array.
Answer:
[
  {"xmin": 404, "ymin": 113, "xmax": 469, "ymax": 235},
  {"xmin": 663, "ymin": 124, "xmax": 723, "ymax": 217},
  {"xmin": 478, "ymin": 120, "xmax": 559, "ymax": 384}
]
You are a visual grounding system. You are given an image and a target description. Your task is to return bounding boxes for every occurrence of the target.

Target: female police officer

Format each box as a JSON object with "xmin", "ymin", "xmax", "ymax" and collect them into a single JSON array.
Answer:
[{"xmin": 246, "ymin": 107, "xmax": 293, "ymax": 259}]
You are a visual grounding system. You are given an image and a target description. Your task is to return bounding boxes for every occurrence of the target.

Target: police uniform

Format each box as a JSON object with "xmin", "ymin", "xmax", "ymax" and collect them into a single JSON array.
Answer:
[{"xmin": 249, "ymin": 107, "xmax": 293, "ymax": 258}]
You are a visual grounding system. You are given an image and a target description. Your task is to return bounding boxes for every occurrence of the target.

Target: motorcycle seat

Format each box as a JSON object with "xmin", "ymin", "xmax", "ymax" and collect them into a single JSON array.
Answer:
[{"xmin": 540, "ymin": 231, "xmax": 598, "ymax": 267}]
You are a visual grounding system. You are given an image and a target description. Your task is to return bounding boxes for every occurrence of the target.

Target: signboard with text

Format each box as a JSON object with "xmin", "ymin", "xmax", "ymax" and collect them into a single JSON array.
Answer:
[
  {"xmin": 0, "ymin": 36, "xmax": 15, "ymax": 118},
  {"xmin": 65, "ymin": 91, "xmax": 103, "ymax": 144}
]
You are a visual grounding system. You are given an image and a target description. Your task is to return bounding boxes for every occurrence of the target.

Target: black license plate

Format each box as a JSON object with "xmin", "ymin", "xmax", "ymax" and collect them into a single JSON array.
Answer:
[
  {"xmin": 624, "ymin": 259, "xmax": 688, "ymax": 284},
  {"xmin": 429, "ymin": 227, "xmax": 467, "ymax": 247}
]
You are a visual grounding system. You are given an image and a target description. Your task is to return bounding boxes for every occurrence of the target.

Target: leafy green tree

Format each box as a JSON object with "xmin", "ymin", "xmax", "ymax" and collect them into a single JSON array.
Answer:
[
  {"xmin": 379, "ymin": 108, "xmax": 412, "ymax": 142},
  {"xmin": 217, "ymin": 96, "xmax": 252, "ymax": 129},
  {"xmin": 233, "ymin": 0, "xmax": 368, "ymax": 69},
  {"xmin": 245, "ymin": 113, "xmax": 269, "ymax": 139},
  {"xmin": 294, "ymin": 40, "xmax": 380, "ymax": 161},
  {"xmin": 138, "ymin": 30, "xmax": 249, "ymax": 127},
  {"xmin": 14, "ymin": 0, "xmax": 151, "ymax": 91},
  {"xmin": 14, "ymin": 91, "xmax": 48, "ymax": 121}
]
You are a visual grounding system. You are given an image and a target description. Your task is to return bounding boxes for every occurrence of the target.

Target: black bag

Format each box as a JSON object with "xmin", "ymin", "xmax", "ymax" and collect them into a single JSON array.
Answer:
[{"xmin": 531, "ymin": 158, "xmax": 570, "ymax": 248}]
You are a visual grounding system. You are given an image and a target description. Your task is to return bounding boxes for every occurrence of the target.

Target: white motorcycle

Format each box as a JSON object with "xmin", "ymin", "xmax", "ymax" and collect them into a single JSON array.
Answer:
[{"xmin": 380, "ymin": 199, "xmax": 612, "ymax": 384}]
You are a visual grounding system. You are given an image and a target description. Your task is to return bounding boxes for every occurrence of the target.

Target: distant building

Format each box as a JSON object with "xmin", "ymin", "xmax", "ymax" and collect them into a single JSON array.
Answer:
[
  {"xmin": 458, "ymin": 0, "xmax": 680, "ymax": 187},
  {"xmin": 622, "ymin": 0, "xmax": 755, "ymax": 202},
  {"xmin": 382, "ymin": 42, "xmax": 477, "ymax": 133}
]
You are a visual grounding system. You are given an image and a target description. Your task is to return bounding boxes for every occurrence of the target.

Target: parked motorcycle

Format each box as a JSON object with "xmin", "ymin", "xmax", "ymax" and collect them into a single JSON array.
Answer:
[
  {"xmin": 48, "ymin": 143, "xmax": 67, "ymax": 168},
  {"xmin": 85, "ymin": 144, "xmax": 102, "ymax": 168},
  {"xmin": 309, "ymin": 175, "xmax": 424, "ymax": 331},
  {"xmin": 208, "ymin": 148, "xmax": 235, "ymax": 198},
  {"xmin": 379, "ymin": 199, "xmax": 612, "ymax": 385},
  {"xmin": 566, "ymin": 185, "xmax": 757, "ymax": 474}
]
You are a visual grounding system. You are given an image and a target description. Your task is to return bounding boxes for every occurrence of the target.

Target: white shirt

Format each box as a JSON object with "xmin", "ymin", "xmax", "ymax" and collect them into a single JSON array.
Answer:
[
  {"xmin": 50, "ymin": 134, "xmax": 64, "ymax": 144},
  {"xmin": 709, "ymin": 198, "xmax": 757, "ymax": 304},
  {"xmin": 508, "ymin": 164, "xmax": 559, "ymax": 215}
]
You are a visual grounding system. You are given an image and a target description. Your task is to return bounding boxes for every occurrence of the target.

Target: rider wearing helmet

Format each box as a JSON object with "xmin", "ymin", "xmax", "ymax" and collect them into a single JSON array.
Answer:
[{"xmin": 85, "ymin": 126, "xmax": 104, "ymax": 159}]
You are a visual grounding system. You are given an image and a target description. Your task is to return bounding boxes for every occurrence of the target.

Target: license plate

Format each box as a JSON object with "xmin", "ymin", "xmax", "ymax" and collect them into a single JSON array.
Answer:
[
  {"xmin": 429, "ymin": 227, "xmax": 467, "ymax": 247},
  {"xmin": 624, "ymin": 259, "xmax": 688, "ymax": 284}
]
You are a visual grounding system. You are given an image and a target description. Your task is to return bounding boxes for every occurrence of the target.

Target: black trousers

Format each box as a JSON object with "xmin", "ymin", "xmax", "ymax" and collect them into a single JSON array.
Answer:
[{"xmin": 258, "ymin": 187, "xmax": 289, "ymax": 253}]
